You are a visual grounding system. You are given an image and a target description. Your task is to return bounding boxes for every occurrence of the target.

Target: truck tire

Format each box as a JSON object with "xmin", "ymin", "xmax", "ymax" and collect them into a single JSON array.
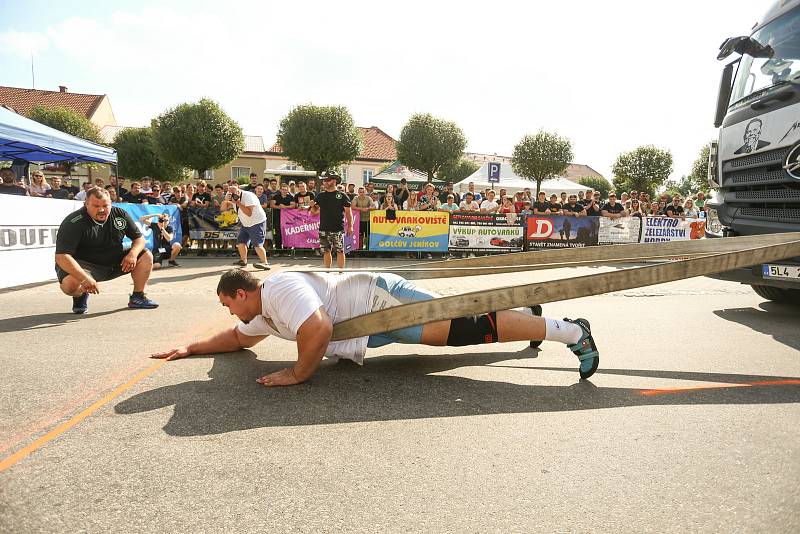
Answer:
[{"xmin": 750, "ymin": 284, "xmax": 800, "ymax": 305}]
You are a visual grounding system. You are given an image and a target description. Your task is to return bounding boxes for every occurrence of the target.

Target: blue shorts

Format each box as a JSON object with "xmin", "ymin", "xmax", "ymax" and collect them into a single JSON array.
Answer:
[
  {"xmin": 237, "ymin": 222, "xmax": 266, "ymax": 246},
  {"xmin": 367, "ymin": 273, "xmax": 437, "ymax": 348}
]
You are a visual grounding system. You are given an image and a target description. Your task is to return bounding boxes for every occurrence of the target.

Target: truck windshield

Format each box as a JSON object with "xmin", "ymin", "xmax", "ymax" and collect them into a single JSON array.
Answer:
[{"xmin": 730, "ymin": 7, "xmax": 800, "ymax": 106}]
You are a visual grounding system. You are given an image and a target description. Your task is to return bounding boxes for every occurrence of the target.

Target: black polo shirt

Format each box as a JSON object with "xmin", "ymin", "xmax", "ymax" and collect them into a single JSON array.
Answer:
[
  {"xmin": 56, "ymin": 206, "xmax": 141, "ymax": 265},
  {"xmin": 665, "ymin": 204, "xmax": 685, "ymax": 217},
  {"xmin": 601, "ymin": 202, "xmax": 624, "ymax": 214},
  {"xmin": 315, "ymin": 190, "xmax": 351, "ymax": 232}
]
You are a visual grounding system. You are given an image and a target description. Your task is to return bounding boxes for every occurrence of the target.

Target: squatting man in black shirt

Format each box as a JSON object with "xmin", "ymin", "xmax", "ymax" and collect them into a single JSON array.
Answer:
[
  {"xmin": 151, "ymin": 269, "xmax": 600, "ymax": 387},
  {"xmin": 55, "ymin": 187, "xmax": 159, "ymax": 314}
]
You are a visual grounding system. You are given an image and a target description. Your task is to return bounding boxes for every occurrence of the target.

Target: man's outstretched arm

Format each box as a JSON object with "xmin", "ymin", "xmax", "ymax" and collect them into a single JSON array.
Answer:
[
  {"xmin": 256, "ymin": 307, "xmax": 333, "ymax": 387},
  {"xmin": 151, "ymin": 327, "xmax": 267, "ymax": 361}
]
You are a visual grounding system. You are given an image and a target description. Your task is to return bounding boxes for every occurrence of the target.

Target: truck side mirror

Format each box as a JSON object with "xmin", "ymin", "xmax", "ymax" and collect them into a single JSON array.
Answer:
[{"xmin": 714, "ymin": 62, "xmax": 735, "ymax": 127}]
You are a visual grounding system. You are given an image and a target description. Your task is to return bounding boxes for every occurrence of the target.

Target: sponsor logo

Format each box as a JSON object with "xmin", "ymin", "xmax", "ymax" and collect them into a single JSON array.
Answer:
[
  {"xmin": 784, "ymin": 143, "xmax": 800, "ymax": 180},
  {"xmin": 526, "ymin": 218, "xmax": 554, "ymax": 240},
  {"xmin": 113, "ymin": 217, "xmax": 127, "ymax": 230},
  {"xmin": 0, "ymin": 226, "xmax": 59, "ymax": 250}
]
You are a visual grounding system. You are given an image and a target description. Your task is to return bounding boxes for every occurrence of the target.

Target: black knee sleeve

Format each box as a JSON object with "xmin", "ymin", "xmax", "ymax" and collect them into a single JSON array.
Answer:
[{"xmin": 446, "ymin": 312, "xmax": 498, "ymax": 346}]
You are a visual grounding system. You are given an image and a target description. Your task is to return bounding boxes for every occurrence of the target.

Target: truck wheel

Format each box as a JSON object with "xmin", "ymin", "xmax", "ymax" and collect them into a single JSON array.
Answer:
[
  {"xmin": 750, "ymin": 284, "xmax": 800, "ymax": 306},
  {"xmin": 530, "ymin": 305, "xmax": 543, "ymax": 348}
]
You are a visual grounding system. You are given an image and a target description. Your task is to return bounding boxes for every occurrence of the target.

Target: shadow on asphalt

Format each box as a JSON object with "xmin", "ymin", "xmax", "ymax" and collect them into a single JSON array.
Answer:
[
  {"xmin": 115, "ymin": 350, "xmax": 800, "ymax": 436},
  {"xmin": 147, "ymin": 267, "xmax": 229, "ymax": 286},
  {"xmin": 0, "ymin": 308, "xmax": 127, "ymax": 333},
  {"xmin": 713, "ymin": 301, "xmax": 800, "ymax": 350}
]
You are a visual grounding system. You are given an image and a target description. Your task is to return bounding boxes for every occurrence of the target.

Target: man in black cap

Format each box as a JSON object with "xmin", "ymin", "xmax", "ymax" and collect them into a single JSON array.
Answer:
[{"xmin": 311, "ymin": 171, "xmax": 353, "ymax": 269}]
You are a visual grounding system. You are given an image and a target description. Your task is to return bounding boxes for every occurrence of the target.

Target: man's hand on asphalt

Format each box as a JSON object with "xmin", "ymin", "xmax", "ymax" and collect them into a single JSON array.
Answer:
[
  {"xmin": 120, "ymin": 252, "xmax": 138, "ymax": 273},
  {"xmin": 256, "ymin": 368, "xmax": 301, "ymax": 387},
  {"xmin": 150, "ymin": 346, "xmax": 191, "ymax": 361}
]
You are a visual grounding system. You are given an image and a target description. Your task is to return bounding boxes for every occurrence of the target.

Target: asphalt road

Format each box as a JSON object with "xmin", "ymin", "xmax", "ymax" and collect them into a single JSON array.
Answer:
[{"xmin": 0, "ymin": 255, "xmax": 798, "ymax": 533}]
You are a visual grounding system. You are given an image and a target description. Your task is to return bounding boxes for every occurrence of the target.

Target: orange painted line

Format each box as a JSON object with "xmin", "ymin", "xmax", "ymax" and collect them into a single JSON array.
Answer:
[
  {"xmin": 639, "ymin": 379, "xmax": 800, "ymax": 396},
  {"xmin": 0, "ymin": 359, "xmax": 166, "ymax": 473}
]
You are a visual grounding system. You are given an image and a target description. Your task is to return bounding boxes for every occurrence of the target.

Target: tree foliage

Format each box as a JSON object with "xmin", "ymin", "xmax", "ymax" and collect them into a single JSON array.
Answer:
[
  {"xmin": 438, "ymin": 158, "xmax": 480, "ymax": 183},
  {"xmin": 577, "ymin": 175, "xmax": 612, "ymax": 199},
  {"xmin": 113, "ymin": 127, "xmax": 184, "ymax": 181},
  {"xmin": 511, "ymin": 130, "xmax": 573, "ymax": 195},
  {"xmin": 686, "ymin": 144, "xmax": 711, "ymax": 193},
  {"xmin": 277, "ymin": 105, "xmax": 361, "ymax": 178},
  {"xmin": 28, "ymin": 105, "xmax": 101, "ymax": 143},
  {"xmin": 611, "ymin": 145, "xmax": 673, "ymax": 196},
  {"xmin": 153, "ymin": 98, "xmax": 244, "ymax": 176},
  {"xmin": 396, "ymin": 113, "xmax": 466, "ymax": 182}
]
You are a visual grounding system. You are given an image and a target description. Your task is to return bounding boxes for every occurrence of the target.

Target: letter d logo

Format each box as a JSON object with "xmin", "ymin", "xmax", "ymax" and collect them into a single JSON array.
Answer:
[{"xmin": 527, "ymin": 218, "xmax": 553, "ymax": 240}]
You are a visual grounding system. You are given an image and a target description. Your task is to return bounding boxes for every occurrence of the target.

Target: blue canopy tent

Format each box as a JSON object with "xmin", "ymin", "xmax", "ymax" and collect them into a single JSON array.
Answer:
[{"xmin": 0, "ymin": 106, "xmax": 117, "ymax": 164}]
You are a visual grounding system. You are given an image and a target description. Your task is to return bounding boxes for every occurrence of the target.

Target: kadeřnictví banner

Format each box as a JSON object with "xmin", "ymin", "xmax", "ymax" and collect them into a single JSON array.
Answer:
[
  {"xmin": 448, "ymin": 212, "xmax": 524, "ymax": 252},
  {"xmin": 369, "ymin": 210, "xmax": 449, "ymax": 252},
  {"xmin": 526, "ymin": 215, "xmax": 599, "ymax": 249},
  {"xmin": 117, "ymin": 203, "xmax": 182, "ymax": 250},
  {"xmin": 280, "ymin": 209, "xmax": 360, "ymax": 252}
]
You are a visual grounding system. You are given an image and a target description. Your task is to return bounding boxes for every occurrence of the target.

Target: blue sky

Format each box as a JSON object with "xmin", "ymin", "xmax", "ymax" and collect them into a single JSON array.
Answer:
[{"xmin": 0, "ymin": 0, "xmax": 763, "ymax": 181}]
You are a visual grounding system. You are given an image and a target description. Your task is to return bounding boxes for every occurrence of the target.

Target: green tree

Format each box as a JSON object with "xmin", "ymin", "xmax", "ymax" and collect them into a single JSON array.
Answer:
[
  {"xmin": 438, "ymin": 158, "xmax": 480, "ymax": 183},
  {"xmin": 611, "ymin": 145, "xmax": 673, "ymax": 196},
  {"xmin": 577, "ymin": 175, "xmax": 612, "ymax": 199},
  {"xmin": 396, "ymin": 113, "xmax": 466, "ymax": 182},
  {"xmin": 277, "ymin": 105, "xmax": 361, "ymax": 179},
  {"xmin": 153, "ymin": 98, "xmax": 244, "ymax": 178},
  {"xmin": 686, "ymin": 144, "xmax": 711, "ymax": 194},
  {"xmin": 511, "ymin": 130, "xmax": 573, "ymax": 195},
  {"xmin": 113, "ymin": 127, "xmax": 184, "ymax": 181},
  {"xmin": 28, "ymin": 105, "xmax": 101, "ymax": 143}
]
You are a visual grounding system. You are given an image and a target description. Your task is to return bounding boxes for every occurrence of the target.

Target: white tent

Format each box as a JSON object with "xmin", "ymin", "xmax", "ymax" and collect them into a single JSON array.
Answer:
[{"xmin": 455, "ymin": 162, "xmax": 591, "ymax": 196}]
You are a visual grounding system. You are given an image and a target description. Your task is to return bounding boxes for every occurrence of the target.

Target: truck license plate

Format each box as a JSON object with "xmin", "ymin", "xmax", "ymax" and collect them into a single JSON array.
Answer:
[{"xmin": 762, "ymin": 264, "xmax": 800, "ymax": 281}]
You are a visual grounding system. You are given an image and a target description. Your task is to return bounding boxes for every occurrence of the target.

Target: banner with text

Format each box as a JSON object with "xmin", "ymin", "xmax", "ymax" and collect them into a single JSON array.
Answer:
[
  {"xmin": 641, "ymin": 217, "xmax": 706, "ymax": 242},
  {"xmin": 369, "ymin": 210, "xmax": 449, "ymax": 252},
  {"xmin": 598, "ymin": 216, "xmax": 642, "ymax": 245},
  {"xmin": 117, "ymin": 203, "xmax": 182, "ymax": 250},
  {"xmin": 188, "ymin": 206, "xmax": 241, "ymax": 240},
  {"xmin": 448, "ymin": 212, "xmax": 524, "ymax": 252},
  {"xmin": 526, "ymin": 215, "xmax": 600, "ymax": 249},
  {"xmin": 280, "ymin": 209, "xmax": 359, "ymax": 252}
]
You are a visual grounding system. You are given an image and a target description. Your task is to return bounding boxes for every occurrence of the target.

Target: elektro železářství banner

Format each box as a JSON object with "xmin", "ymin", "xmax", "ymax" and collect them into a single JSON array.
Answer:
[{"xmin": 369, "ymin": 210, "xmax": 449, "ymax": 252}]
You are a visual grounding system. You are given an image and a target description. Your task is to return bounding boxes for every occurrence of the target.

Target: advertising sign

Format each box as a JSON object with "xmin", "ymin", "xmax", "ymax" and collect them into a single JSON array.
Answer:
[
  {"xmin": 449, "ymin": 212, "xmax": 524, "ymax": 252},
  {"xmin": 598, "ymin": 217, "xmax": 642, "ymax": 245},
  {"xmin": 188, "ymin": 207, "xmax": 241, "ymax": 240},
  {"xmin": 369, "ymin": 210, "xmax": 449, "ymax": 251},
  {"xmin": 117, "ymin": 203, "xmax": 182, "ymax": 250},
  {"xmin": 641, "ymin": 217, "xmax": 706, "ymax": 242},
  {"xmin": 526, "ymin": 215, "xmax": 599, "ymax": 249},
  {"xmin": 280, "ymin": 209, "xmax": 360, "ymax": 252}
]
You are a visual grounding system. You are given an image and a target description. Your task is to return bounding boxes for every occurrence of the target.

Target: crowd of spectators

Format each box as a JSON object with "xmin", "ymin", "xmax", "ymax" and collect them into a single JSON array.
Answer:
[{"xmin": 1, "ymin": 168, "xmax": 710, "ymax": 257}]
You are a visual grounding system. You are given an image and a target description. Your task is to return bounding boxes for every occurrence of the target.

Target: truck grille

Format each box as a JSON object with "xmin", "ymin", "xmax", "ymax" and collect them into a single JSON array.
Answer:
[{"xmin": 720, "ymin": 146, "xmax": 800, "ymax": 224}]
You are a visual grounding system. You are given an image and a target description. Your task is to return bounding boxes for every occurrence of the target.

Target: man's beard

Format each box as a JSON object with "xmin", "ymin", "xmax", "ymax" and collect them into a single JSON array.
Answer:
[{"xmin": 745, "ymin": 136, "xmax": 759, "ymax": 150}]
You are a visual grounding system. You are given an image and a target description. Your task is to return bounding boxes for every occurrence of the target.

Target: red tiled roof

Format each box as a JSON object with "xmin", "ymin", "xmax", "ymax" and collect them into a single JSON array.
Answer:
[
  {"xmin": 268, "ymin": 126, "xmax": 397, "ymax": 161},
  {"xmin": 0, "ymin": 85, "xmax": 105, "ymax": 119}
]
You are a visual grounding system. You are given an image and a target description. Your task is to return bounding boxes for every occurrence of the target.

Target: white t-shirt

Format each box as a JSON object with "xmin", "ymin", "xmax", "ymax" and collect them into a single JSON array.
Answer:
[
  {"xmin": 236, "ymin": 272, "xmax": 378, "ymax": 363},
  {"xmin": 480, "ymin": 199, "xmax": 498, "ymax": 212},
  {"xmin": 459, "ymin": 200, "xmax": 479, "ymax": 211},
  {"xmin": 236, "ymin": 189, "xmax": 267, "ymax": 227}
]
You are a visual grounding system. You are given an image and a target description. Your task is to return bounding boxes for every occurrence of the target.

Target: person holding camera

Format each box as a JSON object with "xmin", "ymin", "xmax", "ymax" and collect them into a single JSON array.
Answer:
[
  {"xmin": 139, "ymin": 212, "xmax": 181, "ymax": 269},
  {"xmin": 221, "ymin": 184, "xmax": 270, "ymax": 270}
]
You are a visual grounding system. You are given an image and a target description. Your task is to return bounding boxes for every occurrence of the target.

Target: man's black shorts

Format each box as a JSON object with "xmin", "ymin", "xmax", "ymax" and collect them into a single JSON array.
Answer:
[{"xmin": 55, "ymin": 250, "xmax": 148, "ymax": 284}]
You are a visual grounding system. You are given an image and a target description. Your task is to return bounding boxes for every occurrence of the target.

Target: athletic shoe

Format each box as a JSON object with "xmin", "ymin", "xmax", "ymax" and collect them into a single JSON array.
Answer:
[
  {"xmin": 253, "ymin": 263, "xmax": 271, "ymax": 270},
  {"xmin": 168, "ymin": 260, "xmax": 180, "ymax": 267},
  {"xmin": 564, "ymin": 318, "xmax": 599, "ymax": 379},
  {"xmin": 232, "ymin": 260, "xmax": 247, "ymax": 267},
  {"xmin": 128, "ymin": 293, "xmax": 159, "ymax": 309},
  {"xmin": 72, "ymin": 293, "xmax": 89, "ymax": 314},
  {"xmin": 529, "ymin": 305, "xmax": 543, "ymax": 348}
]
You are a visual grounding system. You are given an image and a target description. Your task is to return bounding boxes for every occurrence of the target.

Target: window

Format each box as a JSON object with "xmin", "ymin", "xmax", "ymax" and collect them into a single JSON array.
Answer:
[
  {"xmin": 285, "ymin": 162, "xmax": 298, "ymax": 171},
  {"xmin": 362, "ymin": 169, "xmax": 373, "ymax": 182},
  {"xmin": 231, "ymin": 167, "xmax": 251, "ymax": 180},
  {"xmin": 339, "ymin": 166, "xmax": 348, "ymax": 181},
  {"xmin": 193, "ymin": 170, "xmax": 214, "ymax": 180}
]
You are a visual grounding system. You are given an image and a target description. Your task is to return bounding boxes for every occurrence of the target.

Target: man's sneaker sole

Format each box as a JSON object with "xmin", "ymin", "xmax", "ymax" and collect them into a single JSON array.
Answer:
[
  {"xmin": 253, "ymin": 263, "xmax": 271, "ymax": 270},
  {"xmin": 128, "ymin": 296, "xmax": 159, "ymax": 309}
]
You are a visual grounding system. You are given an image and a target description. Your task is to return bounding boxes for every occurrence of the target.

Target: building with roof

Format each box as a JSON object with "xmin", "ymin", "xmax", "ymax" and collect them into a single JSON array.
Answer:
[
  {"xmin": 465, "ymin": 151, "xmax": 605, "ymax": 182},
  {"xmin": 0, "ymin": 85, "xmax": 117, "ymax": 129},
  {"xmin": 265, "ymin": 126, "xmax": 398, "ymax": 184}
]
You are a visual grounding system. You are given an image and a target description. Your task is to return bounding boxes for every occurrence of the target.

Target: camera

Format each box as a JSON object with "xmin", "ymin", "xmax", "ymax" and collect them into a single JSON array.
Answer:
[
  {"xmin": 230, "ymin": 193, "xmax": 240, "ymax": 201},
  {"xmin": 158, "ymin": 216, "xmax": 168, "ymax": 223}
]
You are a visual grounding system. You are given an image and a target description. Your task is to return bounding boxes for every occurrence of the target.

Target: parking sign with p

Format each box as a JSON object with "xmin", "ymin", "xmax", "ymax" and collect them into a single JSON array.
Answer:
[{"xmin": 488, "ymin": 162, "xmax": 501, "ymax": 183}]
